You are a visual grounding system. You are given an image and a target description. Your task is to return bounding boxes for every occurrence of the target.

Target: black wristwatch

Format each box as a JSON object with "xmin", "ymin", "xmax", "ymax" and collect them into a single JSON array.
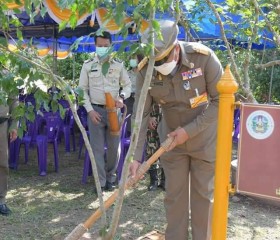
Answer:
[{"xmin": 119, "ymin": 93, "xmax": 125, "ymax": 100}]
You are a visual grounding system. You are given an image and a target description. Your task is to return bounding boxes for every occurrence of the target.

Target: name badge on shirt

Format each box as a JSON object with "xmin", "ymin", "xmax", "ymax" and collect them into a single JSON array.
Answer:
[
  {"xmin": 181, "ymin": 68, "xmax": 203, "ymax": 80},
  {"xmin": 91, "ymin": 63, "xmax": 98, "ymax": 71},
  {"xmin": 151, "ymin": 81, "xmax": 163, "ymax": 87},
  {"xmin": 190, "ymin": 92, "xmax": 208, "ymax": 108}
]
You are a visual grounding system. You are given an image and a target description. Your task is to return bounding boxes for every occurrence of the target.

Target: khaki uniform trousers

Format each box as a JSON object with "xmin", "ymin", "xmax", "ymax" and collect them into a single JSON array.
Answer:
[
  {"xmin": 161, "ymin": 146, "xmax": 215, "ymax": 240},
  {"xmin": 87, "ymin": 106, "xmax": 120, "ymax": 187},
  {"xmin": 0, "ymin": 121, "xmax": 9, "ymax": 205}
]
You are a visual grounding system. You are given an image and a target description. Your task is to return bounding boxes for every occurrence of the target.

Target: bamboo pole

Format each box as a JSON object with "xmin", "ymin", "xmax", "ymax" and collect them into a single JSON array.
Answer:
[{"xmin": 65, "ymin": 136, "xmax": 174, "ymax": 240}]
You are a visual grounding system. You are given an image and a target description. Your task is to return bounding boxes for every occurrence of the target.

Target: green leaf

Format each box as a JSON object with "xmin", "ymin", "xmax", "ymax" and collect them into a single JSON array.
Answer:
[
  {"xmin": 17, "ymin": 127, "xmax": 24, "ymax": 139},
  {"xmin": 69, "ymin": 14, "xmax": 78, "ymax": 29},
  {"xmin": 16, "ymin": 28, "xmax": 23, "ymax": 41},
  {"xmin": 40, "ymin": 7, "xmax": 48, "ymax": 18},
  {"xmin": 25, "ymin": 111, "xmax": 36, "ymax": 122},
  {"xmin": 43, "ymin": 101, "xmax": 50, "ymax": 112},
  {"xmin": 58, "ymin": 104, "xmax": 66, "ymax": 119},
  {"xmin": 51, "ymin": 100, "xmax": 58, "ymax": 113},
  {"xmin": 102, "ymin": 62, "xmax": 110, "ymax": 76},
  {"xmin": 59, "ymin": 21, "xmax": 68, "ymax": 32}
]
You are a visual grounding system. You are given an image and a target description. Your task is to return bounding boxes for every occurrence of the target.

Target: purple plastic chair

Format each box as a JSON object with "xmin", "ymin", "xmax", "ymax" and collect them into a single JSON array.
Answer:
[
  {"xmin": 19, "ymin": 93, "xmax": 36, "ymax": 106},
  {"xmin": 117, "ymin": 114, "xmax": 131, "ymax": 180},
  {"xmin": 36, "ymin": 135, "xmax": 48, "ymax": 176},
  {"xmin": 8, "ymin": 117, "xmax": 50, "ymax": 176},
  {"xmin": 8, "ymin": 138, "xmax": 21, "ymax": 169},
  {"xmin": 233, "ymin": 108, "xmax": 240, "ymax": 143},
  {"xmin": 81, "ymin": 145, "xmax": 108, "ymax": 184},
  {"xmin": 77, "ymin": 106, "xmax": 88, "ymax": 159},
  {"xmin": 37, "ymin": 111, "xmax": 63, "ymax": 174},
  {"xmin": 58, "ymin": 99, "xmax": 76, "ymax": 153},
  {"xmin": 62, "ymin": 109, "xmax": 76, "ymax": 153},
  {"xmin": 9, "ymin": 119, "xmax": 40, "ymax": 169},
  {"xmin": 116, "ymin": 114, "xmax": 147, "ymax": 180},
  {"xmin": 82, "ymin": 150, "xmax": 92, "ymax": 184}
]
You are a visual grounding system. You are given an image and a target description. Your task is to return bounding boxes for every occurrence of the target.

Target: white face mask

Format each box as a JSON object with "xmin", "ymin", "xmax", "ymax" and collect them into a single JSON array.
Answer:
[
  {"xmin": 154, "ymin": 60, "xmax": 177, "ymax": 75},
  {"xmin": 129, "ymin": 59, "xmax": 138, "ymax": 68},
  {"xmin": 96, "ymin": 46, "xmax": 110, "ymax": 57}
]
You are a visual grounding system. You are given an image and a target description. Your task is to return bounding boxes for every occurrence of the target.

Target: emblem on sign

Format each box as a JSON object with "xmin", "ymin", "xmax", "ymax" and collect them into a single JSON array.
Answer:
[{"xmin": 246, "ymin": 110, "xmax": 274, "ymax": 140}]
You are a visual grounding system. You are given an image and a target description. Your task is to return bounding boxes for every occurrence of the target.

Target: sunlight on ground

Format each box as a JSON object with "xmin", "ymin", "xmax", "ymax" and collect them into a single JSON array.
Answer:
[{"xmin": 7, "ymin": 187, "xmax": 84, "ymax": 203}]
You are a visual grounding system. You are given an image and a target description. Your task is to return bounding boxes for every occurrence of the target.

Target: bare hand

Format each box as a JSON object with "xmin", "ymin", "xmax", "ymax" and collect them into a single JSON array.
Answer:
[
  {"xmin": 10, "ymin": 129, "xmax": 17, "ymax": 142},
  {"xmin": 166, "ymin": 127, "xmax": 189, "ymax": 151},
  {"xmin": 129, "ymin": 160, "xmax": 142, "ymax": 179},
  {"xmin": 88, "ymin": 110, "xmax": 102, "ymax": 124},
  {"xmin": 115, "ymin": 98, "xmax": 124, "ymax": 109},
  {"xmin": 148, "ymin": 117, "xmax": 157, "ymax": 130}
]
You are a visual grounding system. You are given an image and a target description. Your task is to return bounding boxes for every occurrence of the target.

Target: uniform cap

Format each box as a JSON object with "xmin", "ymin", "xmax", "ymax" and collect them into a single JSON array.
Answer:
[{"xmin": 141, "ymin": 20, "xmax": 179, "ymax": 61}]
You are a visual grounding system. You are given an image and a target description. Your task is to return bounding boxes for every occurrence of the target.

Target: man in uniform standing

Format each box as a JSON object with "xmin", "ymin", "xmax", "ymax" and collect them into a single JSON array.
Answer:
[
  {"xmin": 129, "ymin": 20, "xmax": 223, "ymax": 239},
  {"xmin": 0, "ymin": 93, "xmax": 18, "ymax": 215},
  {"xmin": 79, "ymin": 31, "xmax": 131, "ymax": 192},
  {"xmin": 145, "ymin": 103, "xmax": 165, "ymax": 191}
]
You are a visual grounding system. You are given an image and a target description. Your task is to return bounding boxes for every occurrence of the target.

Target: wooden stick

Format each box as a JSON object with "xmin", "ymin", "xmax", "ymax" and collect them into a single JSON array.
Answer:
[{"xmin": 65, "ymin": 136, "xmax": 174, "ymax": 240}]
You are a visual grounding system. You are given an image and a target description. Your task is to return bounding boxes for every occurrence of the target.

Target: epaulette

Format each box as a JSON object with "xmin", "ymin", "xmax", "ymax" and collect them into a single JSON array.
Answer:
[
  {"xmin": 113, "ymin": 57, "xmax": 122, "ymax": 63},
  {"xmin": 185, "ymin": 43, "xmax": 210, "ymax": 56},
  {"xmin": 84, "ymin": 58, "xmax": 94, "ymax": 63}
]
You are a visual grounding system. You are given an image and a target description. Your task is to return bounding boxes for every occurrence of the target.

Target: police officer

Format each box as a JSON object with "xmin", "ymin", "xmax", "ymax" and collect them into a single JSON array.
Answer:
[
  {"xmin": 79, "ymin": 31, "xmax": 131, "ymax": 192},
  {"xmin": 0, "ymin": 95, "xmax": 18, "ymax": 215},
  {"xmin": 129, "ymin": 20, "xmax": 223, "ymax": 240}
]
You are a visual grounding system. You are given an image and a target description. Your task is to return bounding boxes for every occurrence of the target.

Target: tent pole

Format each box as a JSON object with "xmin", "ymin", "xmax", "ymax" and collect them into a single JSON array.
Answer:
[
  {"xmin": 72, "ymin": 54, "xmax": 75, "ymax": 87},
  {"xmin": 52, "ymin": 25, "xmax": 58, "ymax": 77},
  {"xmin": 268, "ymin": 51, "xmax": 276, "ymax": 103}
]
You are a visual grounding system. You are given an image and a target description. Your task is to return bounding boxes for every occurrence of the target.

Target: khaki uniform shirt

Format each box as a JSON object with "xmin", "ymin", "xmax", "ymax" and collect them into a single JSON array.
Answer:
[
  {"xmin": 79, "ymin": 55, "xmax": 131, "ymax": 112},
  {"xmin": 0, "ymin": 104, "xmax": 10, "ymax": 118},
  {"xmin": 128, "ymin": 69, "xmax": 136, "ymax": 93},
  {"xmin": 0, "ymin": 95, "xmax": 19, "ymax": 128},
  {"xmin": 133, "ymin": 42, "xmax": 223, "ymax": 161}
]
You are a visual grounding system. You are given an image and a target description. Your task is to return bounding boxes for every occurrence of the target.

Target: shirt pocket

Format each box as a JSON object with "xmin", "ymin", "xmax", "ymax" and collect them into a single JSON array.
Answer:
[
  {"xmin": 106, "ymin": 68, "xmax": 120, "ymax": 87},
  {"xmin": 89, "ymin": 69, "xmax": 102, "ymax": 87},
  {"xmin": 149, "ymin": 81, "xmax": 170, "ymax": 103},
  {"xmin": 188, "ymin": 75, "xmax": 207, "ymax": 93}
]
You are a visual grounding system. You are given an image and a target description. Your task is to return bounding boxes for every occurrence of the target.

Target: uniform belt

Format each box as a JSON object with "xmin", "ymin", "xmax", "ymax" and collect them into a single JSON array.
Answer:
[
  {"xmin": 92, "ymin": 103, "xmax": 106, "ymax": 108},
  {"xmin": 0, "ymin": 117, "xmax": 9, "ymax": 124}
]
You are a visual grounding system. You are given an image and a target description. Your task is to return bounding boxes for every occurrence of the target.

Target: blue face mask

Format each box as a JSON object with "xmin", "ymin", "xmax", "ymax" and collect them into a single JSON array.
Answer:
[
  {"xmin": 129, "ymin": 59, "xmax": 138, "ymax": 68},
  {"xmin": 96, "ymin": 47, "xmax": 110, "ymax": 57}
]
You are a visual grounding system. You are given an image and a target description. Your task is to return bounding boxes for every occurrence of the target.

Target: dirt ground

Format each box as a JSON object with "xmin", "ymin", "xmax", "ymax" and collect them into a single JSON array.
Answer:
[{"xmin": 1, "ymin": 139, "xmax": 280, "ymax": 240}]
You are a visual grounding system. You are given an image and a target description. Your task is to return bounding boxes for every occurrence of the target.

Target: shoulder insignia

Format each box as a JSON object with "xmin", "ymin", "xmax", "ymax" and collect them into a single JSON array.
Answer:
[
  {"xmin": 84, "ymin": 54, "xmax": 98, "ymax": 63},
  {"xmin": 193, "ymin": 46, "xmax": 210, "ymax": 56},
  {"xmin": 84, "ymin": 58, "xmax": 93, "ymax": 63},
  {"xmin": 185, "ymin": 43, "xmax": 210, "ymax": 56},
  {"xmin": 113, "ymin": 58, "xmax": 122, "ymax": 63}
]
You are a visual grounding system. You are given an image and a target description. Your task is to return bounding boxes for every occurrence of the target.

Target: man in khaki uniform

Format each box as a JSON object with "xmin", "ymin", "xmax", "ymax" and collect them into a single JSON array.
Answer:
[
  {"xmin": 79, "ymin": 31, "xmax": 131, "ymax": 192},
  {"xmin": 130, "ymin": 20, "xmax": 223, "ymax": 239},
  {"xmin": 0, "ymin": 93, "xmax": 18, "ymax": 215}
]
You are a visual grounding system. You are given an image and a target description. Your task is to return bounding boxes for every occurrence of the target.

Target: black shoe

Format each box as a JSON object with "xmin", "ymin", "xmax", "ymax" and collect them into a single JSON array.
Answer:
[
  {"xmin": 148, "ymin": 181, "xmax": 159, "ymax": 191},
  {"xmin": 105, "ymin": 182, "xmax": 115, "ymax": 191},
  {"xmin": 0, "ymin": 204, "xmax": 11, "ymax": 216}
]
